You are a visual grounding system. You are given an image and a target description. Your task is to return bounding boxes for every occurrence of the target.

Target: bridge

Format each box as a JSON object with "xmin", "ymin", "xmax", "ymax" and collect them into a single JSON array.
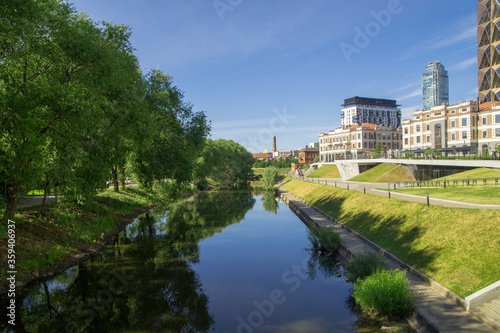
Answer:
[{"xmin": 311, "ymin": 159, "xmax": 500, "ymax": 180}]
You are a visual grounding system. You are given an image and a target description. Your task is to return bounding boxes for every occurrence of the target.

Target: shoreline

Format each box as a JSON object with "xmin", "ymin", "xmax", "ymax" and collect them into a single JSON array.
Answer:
[{"xmin": 0, "ymin": 204, "xmax": 153, "ymax": 296}]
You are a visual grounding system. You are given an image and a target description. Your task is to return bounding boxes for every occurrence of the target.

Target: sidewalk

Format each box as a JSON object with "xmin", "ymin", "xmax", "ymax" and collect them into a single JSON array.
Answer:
[
  {"xmin": 295, "ymin": 177, "xmax": 500, "ymax": 210},
  {"xmin": 279, "ymin": 189, "xmax": 496, "ymax": 332}
]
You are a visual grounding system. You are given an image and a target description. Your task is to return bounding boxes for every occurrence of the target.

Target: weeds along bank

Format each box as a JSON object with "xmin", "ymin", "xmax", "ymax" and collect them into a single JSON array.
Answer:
[
  {"xmin": 282, "ymin": 180, "xmax": 500, "ymax": 298},
  {"xmin": 0, "ymin": 188, "xmax": 159, "ymax": 294}
]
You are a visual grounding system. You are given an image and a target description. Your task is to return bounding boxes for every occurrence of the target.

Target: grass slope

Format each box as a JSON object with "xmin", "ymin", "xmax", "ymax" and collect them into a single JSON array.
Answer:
[
  {"xmin": 308, "ymin": 165, "xmax": 341, "ymax": 178},
  {"xmin": 436, "ymin": 167, "xmax": 500, "ymax": 180},
  {"xmin": 350, "ymin": 163, "xmax": 416, "ymax": 183},
  {"xmin": 0, "ymin": 188, "xmax": 154, "ymax": 283},
  {"xmin": 391, "ymin": 187, "xmax": 500, "ymax": 205},
  {"xmin": 283, "ymin": 179, "xmax": 500, "ymax": 298}
]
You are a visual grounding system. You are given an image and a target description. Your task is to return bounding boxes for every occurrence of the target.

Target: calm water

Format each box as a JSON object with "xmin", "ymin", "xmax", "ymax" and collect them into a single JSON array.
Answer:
[{"xmin": 2, "ymin": 191, "xmax": 406, "ymax": 332}]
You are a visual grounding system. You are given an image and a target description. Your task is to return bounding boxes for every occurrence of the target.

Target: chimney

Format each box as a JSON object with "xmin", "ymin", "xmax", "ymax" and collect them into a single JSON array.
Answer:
[{"xmin": 273, "ymin": 136, "xmax": 277, "ymax": 152}]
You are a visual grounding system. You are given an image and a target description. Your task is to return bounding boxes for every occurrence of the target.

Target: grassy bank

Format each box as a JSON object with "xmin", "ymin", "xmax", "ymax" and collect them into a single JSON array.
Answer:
[
  {"xmin": 0, "ymin": 187, "xmax": 155, "ymax": 287},
  {"xmin": 349, "ymin": 163, "xmax": 415, "ymax": 182},
  {"xmin": 282, "ymin": 180, "xmax": 500, "ymax": 298},
  {"xmin": 308, "ymin": 165, "xmax": 341, "ymax": 178},
  {"xmin": 390, "ymin": 187, "xmax": 500, "ymax": 205}
]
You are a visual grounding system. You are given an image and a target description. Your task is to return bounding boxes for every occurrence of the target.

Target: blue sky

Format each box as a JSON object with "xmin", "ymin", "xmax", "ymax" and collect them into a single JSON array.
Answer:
[{"xmin": 70, "ymin": 0, "xmax": 478, "ymax": 153}]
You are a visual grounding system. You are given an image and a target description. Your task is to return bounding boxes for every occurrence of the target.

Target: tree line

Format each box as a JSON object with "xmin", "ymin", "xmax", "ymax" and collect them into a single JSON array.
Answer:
[{"xmin": 0, "ymin": 0, "xmax": 252, "ymax": 221}]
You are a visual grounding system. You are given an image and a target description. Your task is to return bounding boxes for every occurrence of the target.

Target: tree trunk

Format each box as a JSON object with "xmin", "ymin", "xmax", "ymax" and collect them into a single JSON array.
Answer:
[
  {"xmin": 2, "ymin": 181, "xmax": 19, "ymax": 221},
  {"xmin": 40, "ymin": 176, "xmax": 50, "ymax": 216},
  {"xmin": 112, "ymin": 166, "xmax": 119, "ymax": 193}
]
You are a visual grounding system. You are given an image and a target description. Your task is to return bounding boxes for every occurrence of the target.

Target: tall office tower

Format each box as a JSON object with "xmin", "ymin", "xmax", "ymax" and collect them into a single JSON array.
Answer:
[
  {"xmin": 478, "ymin": 0, "xmax": 500, "ymax": 102},
  {"xmin": 341, "ymin": 96, "xmax": 401, "ymax": 128},
  {"xmin": 422, "ymin": 61, "xmax": 449, "ymax": 110}
]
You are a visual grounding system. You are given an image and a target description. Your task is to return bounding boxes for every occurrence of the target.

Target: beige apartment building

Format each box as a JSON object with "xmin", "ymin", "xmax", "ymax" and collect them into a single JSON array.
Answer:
[
  {"xmin": 402, "ymin": 100, "xmax": 500, "ymax": 155},
  {"xmin": 319, "ymin": 123, "xmax": 402, "ymax": 161}
]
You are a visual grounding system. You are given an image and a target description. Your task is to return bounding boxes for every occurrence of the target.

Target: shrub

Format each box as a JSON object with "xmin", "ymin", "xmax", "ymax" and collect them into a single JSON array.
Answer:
[
  {"xmin": 261, "ymin": 167, "xmax": 280, "ymax": 190},
  {"xmin": 345, "ymin": 251, "xmax": 387, "ymax": 283},
  {"xmin": 318, "ymin": 227, "xmax": 340, "ymax": 251},
  {"xmin": 353, "ymin": 269, "xmax": 416, "ymax": 318}
]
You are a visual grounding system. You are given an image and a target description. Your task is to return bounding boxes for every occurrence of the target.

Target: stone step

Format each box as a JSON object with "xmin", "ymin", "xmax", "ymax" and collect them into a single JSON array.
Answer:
[{"xmin": 474, "ymin": 300, "xmax": 500, "ymax": 332}]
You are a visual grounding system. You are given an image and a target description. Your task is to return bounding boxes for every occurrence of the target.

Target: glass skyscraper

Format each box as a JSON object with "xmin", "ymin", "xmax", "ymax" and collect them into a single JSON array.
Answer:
[
  {"xmin": 422, "ymin": 61, "xmax": 449, "ymax": 110},
  {"xmin": 478, "ymin": 0, "xmax": 500, "ymax": 102}
]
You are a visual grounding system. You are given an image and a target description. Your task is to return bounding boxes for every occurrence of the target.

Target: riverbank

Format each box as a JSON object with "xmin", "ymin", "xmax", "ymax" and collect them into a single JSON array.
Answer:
[
  {"xmin": 282, "ymin": 179, "xmax": 500, "ymax": 299},
  {"xmin": 279, "ymin": 188, "xmax": 494, "ymax": 333},
  {"xmin": 0, "ymin": 188, "xmax": 157, "ymax": 295}
]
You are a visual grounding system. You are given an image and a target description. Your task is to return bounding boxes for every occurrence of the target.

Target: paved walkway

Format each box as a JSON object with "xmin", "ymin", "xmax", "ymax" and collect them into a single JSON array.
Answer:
[
  {"xmin": 279, "ymin": 190, "xmax": 496, "ymax": 332},
  {"xmin": 293, "ymin": 177, "xmax": 500, "ymax": 210}
]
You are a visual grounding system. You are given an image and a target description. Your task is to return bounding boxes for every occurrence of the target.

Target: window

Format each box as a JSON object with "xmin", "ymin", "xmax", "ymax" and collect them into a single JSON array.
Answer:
[
  {"xmin": 462, "ymin": 118, "xmax": 468, "ymax": 126},
  {"xmin": 483, "ymin": 130, "xmax": 488, "ymax": 138},
  {"xmin": 496, "ymin": 115, "xmax": 500, "ymax": 123},
  {"xmin": 451, "ymin": 133, "xmax": 456, "ymax": 140},
  {"xmin": 404, "ymin": 138, "xmax": 408, "ymax": 145},
  {"xmin": 462, "ymin": 131, "xmax": 468, "ymax": 139},
  {"xmin": 404, "ymin": 127, "xmax": 408, "ymax": 134},
  {"xmin": 483, "ymin": 117, "xmax": 487, "ymax": 125},
  {"xmin": 426, "ymin": 135, "xmax": 430, "ymax": 142},
  {"xmin": 451, "ymin": 120, "xmax": 456, "ymax": 128},
  {"xmin": 496, "ymin": 128, "xmax": 500, "ymax": 136},
  {"xmin": 416, "ymin": 124, "xmax": 421, "ymax": 132},
  {"xmin": 416, "ymin": 136, "xmax": 421, "ymax": 143},
  {"xmin": 426, "ymin": 124, "xmax": 430, "ymax": 131},
  {"xmin": 358, "ymin": 143, "xmax": 361, "ymax": 148}
]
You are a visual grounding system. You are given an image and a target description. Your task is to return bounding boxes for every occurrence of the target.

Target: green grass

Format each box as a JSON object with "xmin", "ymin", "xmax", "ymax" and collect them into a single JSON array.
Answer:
[
  {"xmin": 349, "ymin": 163, "xmax": 416, "ymax": 183},
  {"xmin": 308, "ymin": 165, "xmax": 341, "ymax": 178},
  {"xmin": 435, "ymin": 167, "xmax": 500, "ymax": 180},
  {"xmin": 283, "ymin": 179, "xmax": 500, "ymax": 298},
  {"xmin": 0, "ymin": 188, "xmax": 153, "ymax": 282},
  {"xmin": 390, "ymin": 187, "xmax": 500, "ymax": 205}
]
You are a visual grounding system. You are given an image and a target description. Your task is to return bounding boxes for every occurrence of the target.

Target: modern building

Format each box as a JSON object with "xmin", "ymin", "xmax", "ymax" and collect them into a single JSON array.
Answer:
[
  {"xmin": 402, "ymin": 100, "xmax": 481, "ymax": 155},
  {"xmin": 341, "ymin": 96, "xmax": 402, "ymax": 129},
  {"xmin": 319, "ymin": 123, "xmax": 402, "ymax": 161},
  {"xmin": 478, "ymin": 0, "xmax": 500, "ymax": 102},
  {"xmin": 422, "ymin": 61, "xmax": 449, "ymax": 110}
]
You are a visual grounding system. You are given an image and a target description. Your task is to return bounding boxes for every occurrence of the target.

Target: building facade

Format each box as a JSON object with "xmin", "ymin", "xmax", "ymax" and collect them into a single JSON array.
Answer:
[
  {"xmin": 478, "ymin": 101, "xmax": 500, "ymax": 153},
  {"xmin": 297, "ymin": 146, "xmax": 319, "ymax": 167},
  {"xmin": 422, "ymin": 61, "xmax": 449, "ymax": 110},
  {"xmin": 401, "ymin": 100, "xmax": 500, "ymax": 155},
  {"xmin": 341, "ymin": 97, "xmax": 402, "ymax": 129},
  {"xmin": 319, "ymin": 123, "xmax": 402, "ymax": 161},
  {"xmin": 478, "ymin": 0, "xmax": 500, "ymax": 102}
]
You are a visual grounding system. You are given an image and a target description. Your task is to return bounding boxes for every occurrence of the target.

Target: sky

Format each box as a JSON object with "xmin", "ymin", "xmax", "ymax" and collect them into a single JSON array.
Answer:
[{"xmin": 70, "ymin": 0, "xmax": 478, "ymax": 153}]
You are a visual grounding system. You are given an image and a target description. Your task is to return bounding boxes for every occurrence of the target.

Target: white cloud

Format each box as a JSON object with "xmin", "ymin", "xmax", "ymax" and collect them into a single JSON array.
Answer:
[
  {"xmin": 399, "ymin": 14, "xmax": 476, "ymax": 60},
  {"xmin": 396, "ymin": 88, "xmax": 421, "ymax": 101},
  {"xmin": 448, "ymin": 57, "xmax": 477, "ymax": 71}
]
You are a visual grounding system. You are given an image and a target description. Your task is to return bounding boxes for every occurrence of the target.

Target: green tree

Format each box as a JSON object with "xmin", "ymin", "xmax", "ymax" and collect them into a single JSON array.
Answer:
[
  {"xmin": 261, "ymin": 167, "xmax": 280, "ymax": 190},
  {"xmin": 195, "ymin": 139, "xmax": 253, "ymax": 189},
  {"xmin": 131, "ymin": 70, "xmax": 210, "ymax": 191}
]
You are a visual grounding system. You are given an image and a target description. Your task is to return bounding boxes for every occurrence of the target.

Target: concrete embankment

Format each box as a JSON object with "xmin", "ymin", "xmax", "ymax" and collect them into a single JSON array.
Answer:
[{"xmin": 279, "ymin": 189, "xmax": 495, "ymax": 333}]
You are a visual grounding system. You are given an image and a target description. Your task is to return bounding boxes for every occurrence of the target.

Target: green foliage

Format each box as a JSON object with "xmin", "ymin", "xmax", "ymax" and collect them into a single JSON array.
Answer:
[
  {"xmin": 345, "ymin": 252, "xmax": 387, "ymax": 283},
  {"xmin": 195, "ymin": 139, "xmax": 253, "ymax": 189},
  {"xmin": 261, "ymin": 167, "xmax": 280, "ymax": 190},
  {"xmin": 0, "ymin": 1, "xmax": 210, "ymax": 219},
  {"xmin": 253, "ymin": 157, "xmax": 297, "ymax": 168},
  {"xmin": 353, "ymin": 269, "xmax": 416, "ymax": 318},
  {"xmin": 318, "ymin": 227, "xmax": 340, "ymax": 251},
  {"xmin": 308, "ymin": 227, "xmax": 340, "ymax": 251},
  {"xmin": 496, "ymin": 144, "xmax": 500, "ymax": 153}
]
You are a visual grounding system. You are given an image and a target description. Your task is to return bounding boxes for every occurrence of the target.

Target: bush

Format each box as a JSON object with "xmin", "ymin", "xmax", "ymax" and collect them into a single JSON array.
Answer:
[
  {"xmin": 261, "ymin": 167, "xmax": 280, "ymax": 190},
  {"xmin": 318, "ymin": 227, "xmax": 340, "ymax": 251},
  {"xmin": 345, "ymin": 252, "xmax": 387, "ymax": 283},
  {"xmin": 353, "ymin": 269, "xmax": 416, "ymax": 318}
]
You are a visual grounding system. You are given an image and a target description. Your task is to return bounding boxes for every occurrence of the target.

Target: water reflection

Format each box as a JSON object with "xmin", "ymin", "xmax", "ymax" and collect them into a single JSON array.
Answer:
[
  {"xmin": 260, "ymin": 191, "xmax": 279, "ymax": 214},
  {"xmin": 3, "ymin": 191, "xmax": 255, "ymax": 333}
]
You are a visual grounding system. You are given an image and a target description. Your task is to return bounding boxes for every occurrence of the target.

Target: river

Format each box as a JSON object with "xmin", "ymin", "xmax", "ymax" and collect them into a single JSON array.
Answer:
[{"xmin": 1, "ymin": 191, "xmax": 411, "ymax": 332}]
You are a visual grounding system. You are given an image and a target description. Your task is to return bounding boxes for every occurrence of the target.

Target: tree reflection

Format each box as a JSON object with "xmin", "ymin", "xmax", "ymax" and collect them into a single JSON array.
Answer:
[
  {"xmin": 5, "ymin": 191, "xmax": 255, "ymax": 332},
  {"xmin": 261, "ymin": 191, "xmax": 279, "ymax": 214}
]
